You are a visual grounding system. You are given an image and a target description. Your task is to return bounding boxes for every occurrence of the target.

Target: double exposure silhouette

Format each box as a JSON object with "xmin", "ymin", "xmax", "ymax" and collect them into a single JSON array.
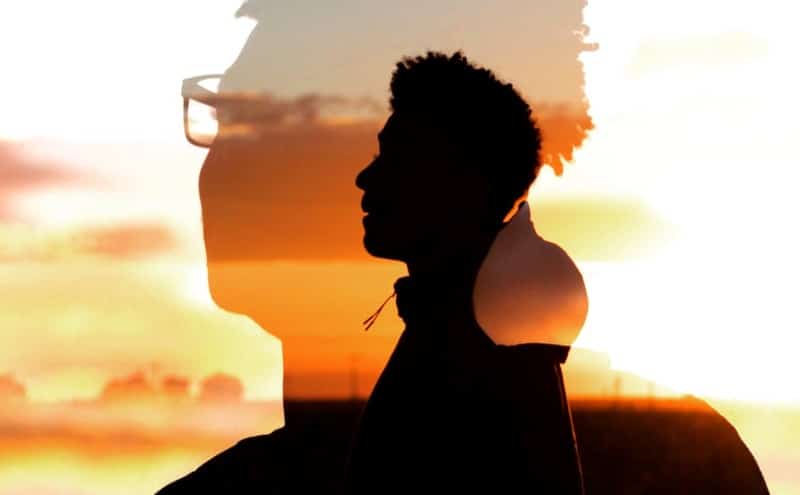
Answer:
[
  {"xmin": 162, "ymin": 49, "xmax": 589, "ymax": 494},
  {"xmin": 158, "ymin": 2, "xmax": 770, "ymax": 494}
]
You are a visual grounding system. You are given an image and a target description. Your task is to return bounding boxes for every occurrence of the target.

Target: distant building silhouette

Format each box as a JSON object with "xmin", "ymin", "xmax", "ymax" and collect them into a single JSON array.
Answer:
[
  {"xmin": 199, "ymin": 373, "xmax": 244, "ymax": 403},
  {"xmin": 101, "ymin": 371, "xmax": 159, "ymax": 402},
  {"xmin": 161, "ymin": 375, "xmax": 191, "ymax": 399}
]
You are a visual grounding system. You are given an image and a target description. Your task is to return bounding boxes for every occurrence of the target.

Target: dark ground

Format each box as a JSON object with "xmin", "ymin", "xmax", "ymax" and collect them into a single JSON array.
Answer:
[{"xmin": 281, "ymin": 397, "xmax": 769, "ymax": 495}]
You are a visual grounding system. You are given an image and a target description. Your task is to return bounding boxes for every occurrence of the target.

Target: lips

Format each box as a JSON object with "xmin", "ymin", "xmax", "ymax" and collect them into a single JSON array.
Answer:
[
  {"xmin": 360, "ymin": 196, "xmax": 373, "ymax": 214},
  {"xmin": 361, "ymin": 195, "xmax": 386, "ymax": 215},
  {"xmin": 361, "ymin": 196, "xmax": 388, "ymax": 228},
  {"xmin": 362, "ymin": 211, "xmax": 383, "ymax": 231}
]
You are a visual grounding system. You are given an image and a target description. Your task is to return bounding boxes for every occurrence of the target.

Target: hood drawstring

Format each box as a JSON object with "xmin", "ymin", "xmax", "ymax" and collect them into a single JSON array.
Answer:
[{"xmin": 362, "ymin": 290, "xmax": 397, "ymax": 331}]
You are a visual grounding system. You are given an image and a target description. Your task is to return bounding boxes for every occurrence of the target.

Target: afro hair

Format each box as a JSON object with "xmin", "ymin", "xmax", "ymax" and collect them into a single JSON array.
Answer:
[{"xmin": 390, "ymin": 51, "xmax": 542, "ymax": 219}]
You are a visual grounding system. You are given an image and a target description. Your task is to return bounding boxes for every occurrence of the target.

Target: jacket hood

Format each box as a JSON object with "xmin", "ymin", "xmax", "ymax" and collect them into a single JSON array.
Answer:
[{"xmin": 473, "ymin": 201, "xmax": 588, "ymax": 346}]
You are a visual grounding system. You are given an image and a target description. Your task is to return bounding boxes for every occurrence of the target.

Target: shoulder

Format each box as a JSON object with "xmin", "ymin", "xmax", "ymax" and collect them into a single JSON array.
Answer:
[{"xmin": 155, "ymin": 430, "xmax": 291, "ymax": 494}]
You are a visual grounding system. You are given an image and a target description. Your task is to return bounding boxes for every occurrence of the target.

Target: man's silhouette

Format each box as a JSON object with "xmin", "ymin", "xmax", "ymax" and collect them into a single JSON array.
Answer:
[
  {"xmin": 159, "ymin": 50, "xmax": 588, "ymax": 494},
  {"xmin": 160, "ymin": 43, "xmax": 773, "ymax": 493},
  {"xmin": 346, "ymin": 51, "xmax": 587, "ymax": 493}
]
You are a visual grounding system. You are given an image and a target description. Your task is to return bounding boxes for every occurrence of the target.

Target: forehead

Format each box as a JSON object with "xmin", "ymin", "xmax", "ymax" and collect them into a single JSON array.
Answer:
[
  {"xmin": 378, "ymin": 112, "xmax": 408, "ymax": 143},
  {"xmin": 378, "ymin": 111, "xmax": 446, "ymax": 148}
]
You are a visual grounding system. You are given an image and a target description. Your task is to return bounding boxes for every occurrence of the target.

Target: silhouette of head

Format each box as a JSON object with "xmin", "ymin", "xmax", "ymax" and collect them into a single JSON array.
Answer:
[
  {"xmin": 196, "ymin": 93, "xmax": 379, "ymax": 320},
  {"xmin": 356, "ymin": 51, "xmax": 543, "ymax": 263}
]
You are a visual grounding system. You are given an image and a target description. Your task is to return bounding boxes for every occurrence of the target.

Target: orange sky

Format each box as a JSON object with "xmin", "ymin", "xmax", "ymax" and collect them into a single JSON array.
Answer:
[
  {"xmin": 2, "ymin": 2, "xmax": 800, "ymax": 494},
  {"xmin": 0, "ymin": 0, "xmax": 797, "ymax": 410}
]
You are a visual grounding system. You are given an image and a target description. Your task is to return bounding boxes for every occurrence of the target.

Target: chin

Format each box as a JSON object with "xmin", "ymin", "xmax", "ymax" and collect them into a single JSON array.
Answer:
[
  {"xmin": 203, "ymin": 259, "xmax": 257, "ymax": 317},
  {"xmin": 362, "ymin": 232, "xmax": 405, "ymax": 261}
]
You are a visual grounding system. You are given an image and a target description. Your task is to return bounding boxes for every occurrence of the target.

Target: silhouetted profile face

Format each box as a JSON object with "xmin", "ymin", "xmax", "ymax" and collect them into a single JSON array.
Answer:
[
  {"xmin": 198, "ymin": 137, "xmax": 267, "ymax": 312},
  {"xmin": 197, "ymin": 111, "xmax": 379, "ymax": 318},
  {"xmin": 356, "ymin": 110, "xmax": 493, "ymax": 263}
]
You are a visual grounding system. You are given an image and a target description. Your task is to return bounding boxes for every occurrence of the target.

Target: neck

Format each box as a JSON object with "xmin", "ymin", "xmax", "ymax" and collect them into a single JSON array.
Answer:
[
  {"xmin": 280, "ymin": 344, "xmax": 316, "ymax": 427},
  {"xmin": 279, "ymin": 337, "xmax": 366, "ymax": 426},
  {"xmin": 406, "ymin": 222, "xmax": 501, "ymax": 292}
]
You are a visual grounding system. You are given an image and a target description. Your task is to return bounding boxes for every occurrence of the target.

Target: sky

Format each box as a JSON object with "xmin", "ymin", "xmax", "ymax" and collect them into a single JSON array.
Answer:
[
  {"xmin": 0, "ymin": 0, "xmax": 798, "ymax": 406},
  {"xmin": 2, "ymin": 1, "xmax": 800, "ymax": 493}
]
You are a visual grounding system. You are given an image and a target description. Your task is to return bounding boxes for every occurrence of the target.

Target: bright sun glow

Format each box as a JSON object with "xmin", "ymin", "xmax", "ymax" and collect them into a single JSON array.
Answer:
[
  {"xmin": 570, "ymin": 0, "xmax": 800, "ymax": 405},
  {"xmin": 0, "ymin": 2, "xmax": 798, "ymax": 494},
  {"xmin": 182, "ymin": 264, "xmax": 215, "ymax": 308}
]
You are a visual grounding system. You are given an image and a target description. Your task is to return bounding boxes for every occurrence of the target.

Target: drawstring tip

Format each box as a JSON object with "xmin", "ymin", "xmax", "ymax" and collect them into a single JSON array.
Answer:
[{"xmin": 362, "ymin": 290, "xmax": 396, "ymax": 332}]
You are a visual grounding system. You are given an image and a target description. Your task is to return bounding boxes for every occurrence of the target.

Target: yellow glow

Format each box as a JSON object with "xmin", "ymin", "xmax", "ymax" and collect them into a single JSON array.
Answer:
[
  {"xmin": 182, "ymin": 264, "xmax": 215, "ymax": 308},
  {"xmin": 553, "ymin": 0, "xmax": 800, "ymax": 408},
  {"xmin": 0, "ymin": 1, "xmax": 254, "ymax": 142}
]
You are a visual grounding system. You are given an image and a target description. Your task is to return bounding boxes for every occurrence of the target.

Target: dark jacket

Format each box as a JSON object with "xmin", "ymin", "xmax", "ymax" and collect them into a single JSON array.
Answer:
[{"xmin": 344, "ymin": 272, "xmax": 585, "ymax": 494}]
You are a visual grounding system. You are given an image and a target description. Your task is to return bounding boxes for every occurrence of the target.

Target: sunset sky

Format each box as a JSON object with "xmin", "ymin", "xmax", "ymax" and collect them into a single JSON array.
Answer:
[
  {"xmin": 0, "ymin": 0, "xmax": 798, "ymax": 407},
  {"xmin": 2, "ymin": 1, "xmax": 800, "ymax": 494}
]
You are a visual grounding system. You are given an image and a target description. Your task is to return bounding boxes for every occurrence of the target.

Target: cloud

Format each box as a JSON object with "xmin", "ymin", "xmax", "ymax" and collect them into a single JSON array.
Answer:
[
  {"xmin": 209, "ymin": 91, "xmax": 591, "ymax": 171},
  {"xmin": 198, "ymin": 373, "xmax": 244, "ymax": 403},
  {"xmin": 71, "ymin": 224, "xmax": 177, "ymax": 259},
  {"xmin": 100, "ymin": 371, "xmax": 158, "ymax": 402},
  {"xmin": 198, "ymin": 118, "xmax": 379, "ymax": 262},
  {"xmin": 198, "ymin": 97, "xmax": 595, "ymax": 263},
  {"xmin": 204, "ymin": 92, "xmax": 385, "ymax": 142},
  {"xmin": 201, "ymin": 0, "xmax": 596, "ymax": 261},
  {"xmin": 533, "ymin": 197, "xmax": 675, "ymax": 261},
  {"xmin": 99, "ymin": 370, "xmax": 194, "ymax": 402},
  {"xmin": 0, "ymin": 142, "xmax": 85, "ymax": 220},
  {"xmin": 223, "ymin": 0, "xmax": 594, "ymax": 174},
  {"xmin": 0, "ymin": 223, "xmax": 178, "ymax": 262},
  {"xmin": 161, "ymin": 374, "xmax": 191, "ymax": 398}
]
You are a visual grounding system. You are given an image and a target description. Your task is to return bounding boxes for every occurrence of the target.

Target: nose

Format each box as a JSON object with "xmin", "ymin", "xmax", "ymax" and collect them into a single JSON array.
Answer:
[{"xmin": 355, "ymin": 156, "xmax": 377, "ymax": 192}]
